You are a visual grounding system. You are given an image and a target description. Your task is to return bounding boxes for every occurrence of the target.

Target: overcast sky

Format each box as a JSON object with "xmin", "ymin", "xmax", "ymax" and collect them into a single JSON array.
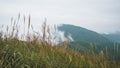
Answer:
[{"xmin": 0, "ymin": 0, "xmax": 120, "ymax": 34}]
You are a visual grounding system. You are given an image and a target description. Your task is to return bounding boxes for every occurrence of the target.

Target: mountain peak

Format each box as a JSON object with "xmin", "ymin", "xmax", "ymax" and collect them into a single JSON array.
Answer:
[{"xmin": 58, "ymin": 24, "xmax": 113, "ymax": 49}]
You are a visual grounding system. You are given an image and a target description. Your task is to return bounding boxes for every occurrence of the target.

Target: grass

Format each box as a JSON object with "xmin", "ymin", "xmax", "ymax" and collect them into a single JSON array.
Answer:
[{"xmin": 0, "ymin": 14, "xmax": 120, "ymax": 68}]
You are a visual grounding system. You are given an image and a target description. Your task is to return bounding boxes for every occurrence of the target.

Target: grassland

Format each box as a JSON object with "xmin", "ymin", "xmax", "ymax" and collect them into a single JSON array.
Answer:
[{"xmin": 0, "ymin": 14, "xmax": 120, "ymax": 68}]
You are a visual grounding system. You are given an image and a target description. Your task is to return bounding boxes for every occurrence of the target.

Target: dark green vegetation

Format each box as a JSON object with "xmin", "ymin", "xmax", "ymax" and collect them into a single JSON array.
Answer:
[
  {"xmin": 0, "ymin": 15, "xmax": 120, "ymax": 68},
  {"xmin": 58, "ymin": 24, "xmax": 120, "ymax": 52},
  {"xmin": 58, "ymin": 24, "xmax": 110, "ymax": 44}
]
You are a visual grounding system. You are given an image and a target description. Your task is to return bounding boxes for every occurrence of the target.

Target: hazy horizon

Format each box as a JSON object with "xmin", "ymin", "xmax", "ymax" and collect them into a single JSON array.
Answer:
[{"xmin": 0, "ymin": 0, "xmax": 120, "ymax": 34}]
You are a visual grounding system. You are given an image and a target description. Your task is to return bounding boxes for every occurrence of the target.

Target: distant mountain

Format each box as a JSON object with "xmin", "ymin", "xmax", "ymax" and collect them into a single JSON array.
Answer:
[
  {"xmin": 58, "ymin": 24, "xmax": 114, "ymax": 52},
  {"xmin": 102, "ymin": 32, "xmax": 120, "ymax": 43}
]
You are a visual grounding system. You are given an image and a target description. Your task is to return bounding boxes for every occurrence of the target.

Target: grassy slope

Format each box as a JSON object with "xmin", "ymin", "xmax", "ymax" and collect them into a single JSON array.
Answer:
[
  {"xmin": 0, "ymin": 38, "xmax": 120, "ymax": 68},
  {"xmin": 0, "ymin": 15, "xmax": 120, "ymax": 68}
]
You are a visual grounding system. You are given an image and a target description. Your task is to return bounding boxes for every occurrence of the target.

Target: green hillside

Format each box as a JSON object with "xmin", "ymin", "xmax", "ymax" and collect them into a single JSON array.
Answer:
[{"xmin": 58, "ymin": 24, "xmax": 114, "ymax": 51}]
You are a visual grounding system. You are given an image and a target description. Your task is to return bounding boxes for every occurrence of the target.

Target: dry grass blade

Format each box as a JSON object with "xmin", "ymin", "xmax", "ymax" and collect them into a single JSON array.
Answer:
[
  {"xmin": 42, "ymin": 18, "xmax": 47, "ymax": 42},
  {"xmin": 23, "ymin": 15, "xmax": 26, "ymax": 36},
  {"xmin": 28, "ymin": 14, "xmax": 31, "ymax": 33}
]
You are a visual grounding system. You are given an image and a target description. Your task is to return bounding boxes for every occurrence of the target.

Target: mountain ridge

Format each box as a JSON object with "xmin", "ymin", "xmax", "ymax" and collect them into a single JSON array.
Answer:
[
  {"xmin": 102, "ymin": 31, "xmax": 120, "ymax": 43},
  {"xmin": 58, "ymin": 24, "xmax": 114, "ymax": 52}
]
